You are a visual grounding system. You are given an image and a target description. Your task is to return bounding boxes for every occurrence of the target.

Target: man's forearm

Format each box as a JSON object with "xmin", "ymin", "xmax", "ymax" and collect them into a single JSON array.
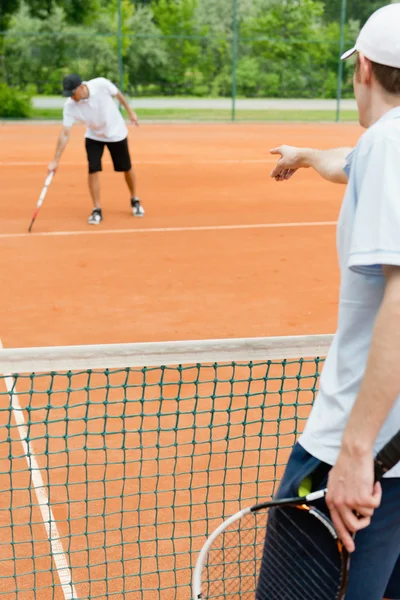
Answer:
[
  {"xmin": 302, "ymin": 147, "xmax": 352, "ymax": 184},
  {"xmin": 270, "ymin": 145, "xmax": 352, "ymax": 184},
  {"xmin": 341, "ymin": 266, "xmax": 400, "ymax": 456},
  {"xmin": 116, "ymin": 91, "xmax": 133, "ymax": 113},
  {"xmin": 54, "ymin": 130, "xmax": 70, "ymax": 161}
]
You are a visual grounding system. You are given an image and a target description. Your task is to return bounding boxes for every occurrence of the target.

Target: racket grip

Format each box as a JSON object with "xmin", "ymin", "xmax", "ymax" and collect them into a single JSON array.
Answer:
[{"xmin": 374, "ymin": 430, "xmax": 400, "ymax": 481}]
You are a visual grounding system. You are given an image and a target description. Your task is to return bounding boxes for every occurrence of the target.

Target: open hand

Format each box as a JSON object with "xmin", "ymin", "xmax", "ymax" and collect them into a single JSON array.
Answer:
[
  {"xmin": 129, "ymin": 111, "xmax": 139, "ymax": 127},
  {"xmin": 270, "ymin": 145, "xmax": 309, "ymax": 181}
]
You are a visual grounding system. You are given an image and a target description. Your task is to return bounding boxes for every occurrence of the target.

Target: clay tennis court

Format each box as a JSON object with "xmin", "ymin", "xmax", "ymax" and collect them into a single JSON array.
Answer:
[
  {"xmin": 0, "ymin": 121, "xmax": 361, "ymax": 599},
  {"xmin": 0, "ymin": 121, "xmax": 362, "ymax": 347}
]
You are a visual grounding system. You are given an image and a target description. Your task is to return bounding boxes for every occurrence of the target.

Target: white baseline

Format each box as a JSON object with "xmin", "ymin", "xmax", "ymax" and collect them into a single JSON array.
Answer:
[
  {"xmin": 0, "ymin": 221, "xmax": 337, "ymax": 240},
  {"xmin": 0, "ymin": 339, "xmax": 79, "ymax": 599}
]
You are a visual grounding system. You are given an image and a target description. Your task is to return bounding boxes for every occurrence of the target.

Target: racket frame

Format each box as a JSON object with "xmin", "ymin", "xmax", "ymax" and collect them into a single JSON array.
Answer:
[
  {"xmin": 28, "ymin": 170, "xmax": 55, "ymax": 232},
  {"xmin": 192, "ymin": 489, "xmax": 328, "ymax": 600},
  {"xmin": 193, "ymin": 428, "xmax": 400, "ymax": 600}
]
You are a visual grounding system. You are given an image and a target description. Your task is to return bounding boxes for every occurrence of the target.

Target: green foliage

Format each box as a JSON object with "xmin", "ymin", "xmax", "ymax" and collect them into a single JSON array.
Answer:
[
  {"xmin": 151, "ymin": 0, "xmax": 204, "ymax": 94},
  {"xmin": 0, "ymin": 0, "xmax": 100, "ymax": 30},
  {"xmin": 1, "ymin": 0, "xmax": 21, "ymax": 30},
  {"xmin": 4, "ymin": 5, "xmax": 119, "ymax": 92},
  {"xmin": 124, "ymin": 5, "xmax": 168, "ymax": 94},
  {"xmin": 322, "ymin": 0, "xmax": 389, "ymax": 26},
  {"xmin": 0, "ymin": 83, "xmax": 32, "ymax": 117},
  {"xmin": 60, "ymin": 0, "xmax": 102, "ymax": 25},
  {"xmin": 0, "ymin": 0, "xmax": 389, "ymax": 100}
]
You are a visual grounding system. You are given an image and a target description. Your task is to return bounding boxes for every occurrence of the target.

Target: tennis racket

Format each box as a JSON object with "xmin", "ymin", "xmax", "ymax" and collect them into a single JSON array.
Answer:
[
  {"xmin": 28, "ymin": 170, "xmax": 55, "ymax": 232},
  {"xmin": 193, "ymin": 429, "xmax": 400, "ymax": 600}
]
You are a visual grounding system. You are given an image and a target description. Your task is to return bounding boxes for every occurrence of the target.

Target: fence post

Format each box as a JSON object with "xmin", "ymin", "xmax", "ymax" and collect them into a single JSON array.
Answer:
[
  {"xmin": 117, "ymin": 0, "xmax": 124, "ymax": 93},
  {"xmin": 0, "ymin": 33, "xmax": 5, "ymax": 83},
  {"xmin": 231, "ymin": 0, "xmax": 239, "ymax": 122},
  {"xmin": 335, "ymin": 0, "xmax": 347, "ymax": 122}
]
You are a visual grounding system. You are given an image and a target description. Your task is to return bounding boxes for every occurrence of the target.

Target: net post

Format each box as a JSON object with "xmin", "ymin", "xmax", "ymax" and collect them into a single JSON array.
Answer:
[
  {"xmin": 335, "ymin": 0, "xmax": 347, "ymax": 123},
  {"xmin": 231, "ymin": 0, "xmax": 239, "ymax": 122}
]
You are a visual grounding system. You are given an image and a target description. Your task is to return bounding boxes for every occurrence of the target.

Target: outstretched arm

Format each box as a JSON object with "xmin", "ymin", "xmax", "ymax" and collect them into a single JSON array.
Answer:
[
  {"xmin": 270, "ymin": 145, "xmax": 352, "ymax": 184},
  {"xmin": 115, "ymin": 90, "xmax": 139, "ymax": 126},
  {"xmin": 48, "ymin": 126, "xmax": 71, "ymax": 172}
]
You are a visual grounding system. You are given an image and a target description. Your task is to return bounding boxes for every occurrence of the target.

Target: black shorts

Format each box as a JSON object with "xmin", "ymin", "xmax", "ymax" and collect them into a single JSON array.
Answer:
[
  {"xmin": 85, "ymin": 137, "xmax": 132, "ymax": 174},
  {"xmin": 257, "ymin": 443, "xmax": 400, "ymax": 600}
]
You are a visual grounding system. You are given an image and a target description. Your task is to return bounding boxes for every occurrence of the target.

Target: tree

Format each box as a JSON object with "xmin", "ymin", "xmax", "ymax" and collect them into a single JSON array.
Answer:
[
  {"xmin": 239, "ymin": 0, "xmax": 330, "ymax": 98},
  {"xmin": 322, "ymin": 0, "xmax": 393, "ymax": 25},
  {"xmin": 151, "ymin": 0, "xmax": 203, "ymax": 94},
  {"xmin": 1, "ymin": 0, "xmax": 369, "ymax": 100},
  {"xmin": 123, "ymin": 4, "xmax": 168, "ymax": 95},
  {"xmin": 4, "ymin": 4, "xmax": 118, "ymax": 91},
  {"xmin": 57, "ymin": 0, "xmax": 102, "ymax": 25},
  {"xmin": 1, "ymin": 0, "xmax": 101, "ymax": 29}
]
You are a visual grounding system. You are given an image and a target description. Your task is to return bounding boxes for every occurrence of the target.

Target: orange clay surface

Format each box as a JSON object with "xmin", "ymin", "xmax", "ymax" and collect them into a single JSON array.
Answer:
[
  {"xmin": 0, "ymin": 121, "xmax": 362, "ymax": 599},
  {"xmin": 0, "ymin": 121, "xmax": 362, "ymax": 348}
]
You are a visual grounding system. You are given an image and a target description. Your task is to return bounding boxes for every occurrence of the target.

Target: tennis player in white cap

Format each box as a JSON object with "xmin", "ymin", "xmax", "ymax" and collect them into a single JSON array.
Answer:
[{"xmin": 264, "ymin": 5, "xmax": 400, "ymax": 599}]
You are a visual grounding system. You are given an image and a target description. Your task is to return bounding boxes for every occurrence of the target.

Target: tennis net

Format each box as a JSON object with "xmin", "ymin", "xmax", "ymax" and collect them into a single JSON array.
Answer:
[{"xmin": 0, "ymin": 334, "xmax": 332, "ymax": 600}]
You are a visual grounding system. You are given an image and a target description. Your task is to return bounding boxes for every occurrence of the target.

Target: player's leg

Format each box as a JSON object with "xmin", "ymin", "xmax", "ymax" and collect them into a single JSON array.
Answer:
[
  {"xmin": 127, "ymin": 170, "xmax": 144, "ymax": 217},
  {"xmin": 257, "ymin": 444, "xmax": 329, "ymax": 600},
  {"xmin": 88, "ymin": 174, "xmax": 101, "ymax": 209},
  {"xmin": 344, "ymin": 478, "xmax": 400, "ymax": 600},
  {"xmin": 124, "ymin": 168, "xmax": 136, "ymax": 198},
  {"xmin": 107, "ymin": 138, "xmax": 144, "ymax": 217},
  {"xmin": 85, "ymin": 138, "xmax": 105, "ymax": 225},
  {"xmin": 384, "ymin": 551, "xmax": 400, "ymax": 600},
  {"xmin": 308, "ymin": 462, "xmax": 400, "ymax": 600},
  {"xmin": 258, "ymin": 444, "xmax": 400, "ymax": 600}
]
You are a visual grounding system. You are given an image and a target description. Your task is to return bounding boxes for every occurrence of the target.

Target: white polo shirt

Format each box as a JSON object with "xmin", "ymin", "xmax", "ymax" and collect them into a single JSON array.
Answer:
[
  {"xmin": 63, "ymin": 77, "xmax": 128, "ymax": 142},
  {"xmin": 300, "ymin": 107, "xmax": 400, "ymax": 477}
]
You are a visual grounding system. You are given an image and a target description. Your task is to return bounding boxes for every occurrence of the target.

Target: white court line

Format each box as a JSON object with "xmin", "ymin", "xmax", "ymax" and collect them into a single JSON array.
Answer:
[
  {"xmin": 0, "ymin": 158, "xmax": 274, "ymax": 167},
  {"xmin": 0, "ymin": 339, "xmax": 79, "ymax": 599},
  {"xmin": 0, "ymin": 221, "xmax": 337, "ymax": 240}
]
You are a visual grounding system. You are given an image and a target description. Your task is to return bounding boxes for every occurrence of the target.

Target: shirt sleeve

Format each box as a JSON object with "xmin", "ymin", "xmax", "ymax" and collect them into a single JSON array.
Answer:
[
  {"xmin": 63, "ymin": 104, "xmax": 75, "ymax": 128},
  {"xmin": 343, "ymin": 148, "xmax": 355, "ymax": 180},
  {"xmin": 98, "ymin": 77, "xmax": 119, "ymax": 96},
  {"xmin": 348, "ymin": 134, "xmax": 400, "ymax": 273}
]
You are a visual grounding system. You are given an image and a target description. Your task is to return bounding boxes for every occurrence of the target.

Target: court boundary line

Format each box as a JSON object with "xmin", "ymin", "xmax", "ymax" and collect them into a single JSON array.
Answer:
[
  {"xmin": 0, "ymin": 339, "xmax": 79, "ymax": 600},
  {"xmin": 0, "ymin": 221, "xmax": 337, "ymax": 240}
]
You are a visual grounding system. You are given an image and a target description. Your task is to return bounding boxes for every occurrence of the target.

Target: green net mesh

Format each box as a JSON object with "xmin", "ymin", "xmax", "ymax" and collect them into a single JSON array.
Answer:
[{"xmin": 0, "ymin": 335, "xmax": 331, "ymax": 599}]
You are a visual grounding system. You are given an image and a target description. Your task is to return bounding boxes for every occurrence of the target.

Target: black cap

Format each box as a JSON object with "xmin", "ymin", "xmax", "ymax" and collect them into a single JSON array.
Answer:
[{"xmin": 62, "ymin": 74, "xmax": 83, "ymax": 97}]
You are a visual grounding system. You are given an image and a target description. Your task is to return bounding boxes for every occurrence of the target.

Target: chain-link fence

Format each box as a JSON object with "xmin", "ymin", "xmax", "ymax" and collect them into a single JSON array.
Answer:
[{"xmin": 0, "ymin": 0, "xmax": 396, "ymax": 121}]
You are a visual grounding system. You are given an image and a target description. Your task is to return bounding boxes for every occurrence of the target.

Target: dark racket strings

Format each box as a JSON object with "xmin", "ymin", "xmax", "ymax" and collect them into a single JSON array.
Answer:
[{"xmin": 193, "ymin": 429, "xmax": 400, "ymax": 600}]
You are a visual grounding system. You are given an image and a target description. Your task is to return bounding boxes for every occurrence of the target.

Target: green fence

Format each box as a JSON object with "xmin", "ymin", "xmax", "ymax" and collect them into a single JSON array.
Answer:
[{"xmin": 0, "ymin": 0, "xmax": 396, "ymax": 121}]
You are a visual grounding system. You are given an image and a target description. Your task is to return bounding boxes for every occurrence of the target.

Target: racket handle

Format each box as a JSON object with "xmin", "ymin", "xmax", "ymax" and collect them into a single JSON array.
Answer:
[{"xmin": 374, "ymin": 430, "xmax": 400, "ymax": 481}]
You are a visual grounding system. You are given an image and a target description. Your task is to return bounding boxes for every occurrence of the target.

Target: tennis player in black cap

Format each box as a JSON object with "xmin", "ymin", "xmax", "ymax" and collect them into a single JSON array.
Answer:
[{"xmin": 49, "ymin": 74, "xmax": 144, "ymax": 224}]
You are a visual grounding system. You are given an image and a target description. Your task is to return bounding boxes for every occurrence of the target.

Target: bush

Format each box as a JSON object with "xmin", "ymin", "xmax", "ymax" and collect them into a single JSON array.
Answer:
[
  {"xmin": 236, "ymin": 56, "xmax": 261, "ymax": 97},
  {"xmin": 0, "ymin": 84, "xmax": 32, "ymax": 118},
  {"xmin": 258, "ymin": 72, "xmax": 281, "ymax": 98}
]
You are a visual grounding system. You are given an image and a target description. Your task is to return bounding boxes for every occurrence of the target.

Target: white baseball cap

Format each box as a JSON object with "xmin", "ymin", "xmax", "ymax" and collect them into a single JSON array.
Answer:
[{"xmin": 341, "ymin": 3, "xmax": 400, "ymax": 68}]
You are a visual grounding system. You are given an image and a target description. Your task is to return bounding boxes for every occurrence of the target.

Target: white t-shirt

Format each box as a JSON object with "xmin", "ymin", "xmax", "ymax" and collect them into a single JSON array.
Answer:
[
  {"xmin": 63, "ymin": 77, "xmax": 128, "ymax": 142},
  {"xmin": 300, "ymin": 107, "xmax": 400, "ymax": 477}
]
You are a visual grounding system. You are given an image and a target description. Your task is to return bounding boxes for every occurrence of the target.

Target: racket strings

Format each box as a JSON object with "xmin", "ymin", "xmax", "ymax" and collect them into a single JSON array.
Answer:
[
  {"xmin": 203, "ymin": 506, "xmax": 344, "ymax": 600},
  {"xmin": 205, "ymin": 518, "xmax": 265, "ymax": 600},
  {"xmin": 257, "ymin": 507, "xmax": 343, "ymax": 600},
  {"xmin": 258, "ymin": 521, "xmax": 337, "ymax": 600},
  {"xmin": 263, "ymin": 508, "xmax": 341, "ymax": 590}
]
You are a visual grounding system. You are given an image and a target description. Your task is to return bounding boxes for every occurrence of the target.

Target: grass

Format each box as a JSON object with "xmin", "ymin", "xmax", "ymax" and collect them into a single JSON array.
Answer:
[{"xmin": 20, "ymin": 107, "xmax": 359, "ymax": 122}]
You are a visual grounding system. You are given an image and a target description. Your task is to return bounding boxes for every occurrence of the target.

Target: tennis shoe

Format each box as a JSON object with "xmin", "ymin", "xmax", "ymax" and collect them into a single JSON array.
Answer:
[
  {"xmin": 88, "ymin": 208, "xmax": 102, "ymax": 225},
  {"xmin": 132, "ymin": 198, "xmax": 145, "ymax": 217}
]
